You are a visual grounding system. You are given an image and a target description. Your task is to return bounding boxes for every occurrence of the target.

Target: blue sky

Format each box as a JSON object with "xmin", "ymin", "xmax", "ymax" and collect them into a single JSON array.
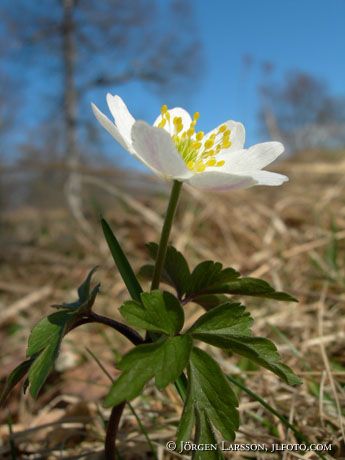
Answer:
[
  {"xmin": 5, "ymin": 0, "xmax": 345, "ymax": 170},
  {"xmin": 100, "ymin": 0, "xmax": 344, "ymax": 169}
]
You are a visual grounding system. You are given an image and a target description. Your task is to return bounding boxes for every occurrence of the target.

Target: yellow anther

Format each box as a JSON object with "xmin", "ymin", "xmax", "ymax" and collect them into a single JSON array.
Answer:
[
  {"xmin": 222, "ymin": 140, "xmax": 232, "ymax": 149},
  {"xmin": 202, "ymin": 149, "xmax": 214, "ymax": 158},
  {"xmin": 157, "ymin": 105, "xmax": 230, "ymax": 174},
  {"xmin": 195, "ymin": 162, "xmax": 206, "ymax": 172},
  {"xmin": 204, "ymin": 139, "xmax": 214, "ymax": 149}
]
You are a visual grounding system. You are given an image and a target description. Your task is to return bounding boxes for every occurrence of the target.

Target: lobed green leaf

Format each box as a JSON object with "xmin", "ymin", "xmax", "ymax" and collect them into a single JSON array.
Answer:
[
  {"xmin": 207, "ymin": 277, "xmax": 298, "ymax": 302},
  {"xmin": 120, "ymin": 290, "xmax": 184, "ymax": 335},
  {"xmin": 186, "ymin": 261, "xmax": 240, "ymax": 296},
  {"xmin": 192, "ymin": 293, "xmax": 230, "ymax": 310},
  {"xmin": 188, "ymin": 303, "xmax": 301, "ymax": 386},
  {"xmin": 105, "ymin": 335, "xmax": 192, "ymax": 407},
  {"xmin": 188, "ymin": 302, "xmax": 253, "ymax": 337},
  {"xmin": 177, "ymin": 347, "xmax": 239, "ymax": 443}
]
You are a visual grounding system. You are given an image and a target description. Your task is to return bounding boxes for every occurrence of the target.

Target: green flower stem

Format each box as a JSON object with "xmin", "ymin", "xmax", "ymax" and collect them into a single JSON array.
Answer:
[
  {"xmin": 149, "ymin": 179, "xmax": 188, "ymax": 402},
  {"xmin": 151, "ymin": 180, "xmax": 183, "ymax": 290}
]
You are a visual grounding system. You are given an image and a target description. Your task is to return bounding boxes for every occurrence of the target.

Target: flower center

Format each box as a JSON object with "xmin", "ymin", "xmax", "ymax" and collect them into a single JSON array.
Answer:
[{"xmin": 158, "ymin": 105, "xmax": 232, "ymax": 172}]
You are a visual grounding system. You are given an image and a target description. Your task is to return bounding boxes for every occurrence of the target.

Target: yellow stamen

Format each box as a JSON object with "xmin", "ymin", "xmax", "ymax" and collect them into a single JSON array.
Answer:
[
  {"xmin": 195, "ymin": 161, "xmax": 206, "ymax": 172},
  {"xmin": 204, "ymin": 139, "xmax": 214, "ymax": 149},
  {"xmin": 157, "ymin": 104, "xmax": 234, "ymax": 174}
]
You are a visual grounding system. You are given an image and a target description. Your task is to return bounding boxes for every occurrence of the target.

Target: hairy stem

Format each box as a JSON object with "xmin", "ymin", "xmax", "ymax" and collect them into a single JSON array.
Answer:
[{"xmin": 151, "ymin": 180, "xmax": 182, "ymax": 290}]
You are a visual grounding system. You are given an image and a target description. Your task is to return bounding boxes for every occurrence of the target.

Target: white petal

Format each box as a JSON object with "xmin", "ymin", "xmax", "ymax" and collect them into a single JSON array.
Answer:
[
  {"xmin": 216, "ymin": 141, "xmax": 284, "ymax": 173},
  {"xmin": 153, "ymin": 107, "xmax": 192, "ymax": 135},
  {"xmin": 131, "ymin": 121, "xmax": 193, "ymax": 179},
  {"xmin": 246, "ymin": 170, "xmax": 289, "ymax": 186},
  {"xmin": 187, "ymin": 171, "xmax": 256, "ymax": 191},
  {"xmin": 91, "ymin": 103, "xmax": 129, "ymax": 152},
  {"xmin": 187, "ymin": 168, "xmax": 288, "ymax": 191},
  {"xmin": 106, "ymin": 94, "xmax": 135, "ymax": 146},
  {"xmin": 204, "ymin": 120, "xmax": 245, "ymax": 151}
]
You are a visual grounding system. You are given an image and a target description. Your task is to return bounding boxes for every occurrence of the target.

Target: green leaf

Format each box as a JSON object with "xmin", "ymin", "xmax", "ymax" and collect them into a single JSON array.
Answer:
[
  {"xmin": 146, "ymin": 243, "xmax": 190, "ymax": 297},
  {"xmin": 27, "ymin": 310, "xmax": 75, "ymax": 356},
  {"xmin": 194, "ymin": 336, "xmax": 301, "ymax": 386},
  {"xmin": 186, "ymin": 261, "xmax": 240, "ymax": 296},
  {"xmin": 177, "ymin": 347, "xmax": 239, "ymax": 443},
  {"xmin": 0, "ymin": 358, "xmax": 35, "ymax": 406},
  {"xmin": 189, "ymin": 303, "xmax": 301, "ymax": 386},
  {"xmin": 52, "ymin": 267, "xmax": 100, "ymax": 313},
  {"xmin": 105, "ymin": 335, "xmax": 192, "ymax": 407},
  {"xmin": 192, "ymin": 294, "xmax": 230, "ymax": 310},
  {"xmin": 138, "ymin": 264, "xmax": 173, "ymax": 287},
  {"xmin": 206, "ymin": 277, "xmax": 297, "ymax": 302},
  {"xmin": 26, "ymin": 310, "xmax": 76, "ymax": 398},
  {"xmin": 101, "ymin": 217, "xmax": 142, "ymax": 302},
  {"xmin": 188, "ymin": 303, "xmax": 253, "ymax": 336},
  {"xmin": 120, "ymin": 290, "xmax": 184, "ymax": 335},
  {"xmin": 77, "ymin": 266, "xmax": 98, "ymax": 302},
  {"xmin": 28, "ymin": 343, "xmax": 58, "ymax": 398},
  {"xmin": 193, "ymin": 411, "xmax": 224, "ymax": 460}
]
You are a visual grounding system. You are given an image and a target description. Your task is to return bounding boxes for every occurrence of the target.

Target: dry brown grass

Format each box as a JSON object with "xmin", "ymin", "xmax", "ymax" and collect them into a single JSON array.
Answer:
[{"xmin": 1, "ymin": 154, "xmax": 345, "ymax": 459}]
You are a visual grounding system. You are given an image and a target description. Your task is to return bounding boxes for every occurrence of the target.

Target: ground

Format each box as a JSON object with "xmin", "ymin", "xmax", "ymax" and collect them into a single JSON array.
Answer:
[{"xmin": 1, "ymin": 153, "xmax": 345, "ymax": 459}]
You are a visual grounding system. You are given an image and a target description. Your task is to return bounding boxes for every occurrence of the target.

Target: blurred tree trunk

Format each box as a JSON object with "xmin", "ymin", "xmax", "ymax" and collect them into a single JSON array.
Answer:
[{"xmin": 61, "ymin": 0, "xmax": 91, "ymax": 236}]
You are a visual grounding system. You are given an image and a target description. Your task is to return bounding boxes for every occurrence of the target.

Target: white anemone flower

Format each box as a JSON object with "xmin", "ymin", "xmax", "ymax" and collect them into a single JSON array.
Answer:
[{"xmin": 91, "ymin": 94, "xmax": 288, "ymax": 191}]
